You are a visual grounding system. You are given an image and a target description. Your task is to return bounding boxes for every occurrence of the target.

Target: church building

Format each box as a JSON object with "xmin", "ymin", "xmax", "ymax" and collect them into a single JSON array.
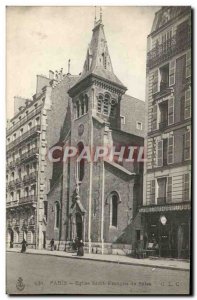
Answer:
[{"xmin": 46, "ymin": 14, "xmax": 145, "ymax": 254}]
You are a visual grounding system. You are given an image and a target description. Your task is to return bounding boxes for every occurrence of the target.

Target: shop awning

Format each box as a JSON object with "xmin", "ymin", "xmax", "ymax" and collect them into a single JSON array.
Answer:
[{"xmin": 139, "ymin": 202, "xmax": 191, "ymax": 213}]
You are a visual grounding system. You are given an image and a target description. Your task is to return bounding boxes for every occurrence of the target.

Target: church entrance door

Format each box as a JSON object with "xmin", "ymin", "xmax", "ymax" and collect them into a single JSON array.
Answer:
[{"xmin": 76, "ymin": 213, "xmax": 82, "ymax": 240}]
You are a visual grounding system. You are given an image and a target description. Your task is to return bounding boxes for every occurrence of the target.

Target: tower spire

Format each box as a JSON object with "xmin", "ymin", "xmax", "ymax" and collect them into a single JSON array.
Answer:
[
  {"xmin": 94, "ymin": 6, "xmax": 97, "ymax": 26},
  {"xmin": 100, "ymin": 7, "xmax": 102, "ymax": 22}
]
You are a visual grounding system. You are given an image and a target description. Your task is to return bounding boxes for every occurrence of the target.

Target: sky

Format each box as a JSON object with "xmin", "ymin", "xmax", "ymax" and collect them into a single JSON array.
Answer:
[{"xmin": 6, "ymin": 6, "xmax": 160, "ymax": 119}]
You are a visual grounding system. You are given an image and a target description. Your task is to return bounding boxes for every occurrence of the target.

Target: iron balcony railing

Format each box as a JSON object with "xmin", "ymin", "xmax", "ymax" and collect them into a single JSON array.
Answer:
[
  {"xmin": 6, "ymin": 105, "xmax": 42, "ymax": 136},
  {"xmin": 7, "ymin": 125, "xmax": 41, "ymax": 152},
  {"xmin": 21, "ymin": 147, "xmax": 39, "ymax": 162},
  {"xmin": 15, "ymin": 178, "xmax": 22, "ymax": 186},
  {"xmin": 8, "ymin": 180, "xmax": 15, "ymax": 188},
  {"xmin": 6, "ymin": 200, "xmax": 18, "ymax": 207},
  {"xmin": 19, "ymin": 195, "xmax": 37, "ymax": 204},
  {"xmin": 23, "ymin": 171, "xmax": 38, "ymax": 183},
  {"xmin": 147, "ymin": 26, "xmax": 191, "ymax": 69}
]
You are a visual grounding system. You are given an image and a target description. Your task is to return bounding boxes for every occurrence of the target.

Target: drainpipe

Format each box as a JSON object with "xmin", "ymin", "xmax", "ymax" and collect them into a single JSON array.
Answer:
[
  {"xmin": 88, "ymin": 89, "xmax": 94, "ymax": 253},
  {"xmin": 101, "ymin": 160, "xmax": 105, "ymax": 254}
]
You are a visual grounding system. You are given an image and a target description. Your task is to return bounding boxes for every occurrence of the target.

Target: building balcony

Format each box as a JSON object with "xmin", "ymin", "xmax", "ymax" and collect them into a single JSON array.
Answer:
[
  {"xmin": 20, "ymin": 147, "xmax": 39, "ymax": 162},
  {"xmin": 19, "ymin": 195, "xmax": 37, "ymax": 205},
  {"xmin": 147, "ymin": 28, "xmax": 191, "ymax": 70},
  {"xmin": 8, "ymin": 180, "xmax": 15, "ymax": 189},
  {"xmin": 7, "ymin": 125, "xmax": 41, "ymax": 152},
  {"xmin": 7, "ymin": 160, "xmax": 16, "ymax": 169},
  {"xmin": 157, "ymin": 197, "xmax": 166, "ymax": 205},
  {"xmin": 6, "ymin": 200, "xmax": 18, "ymax": 208},
  {"xmin": 153, "ymin": 86, "xmax": 173, "ymax": 102},
  {"xmin": 15, "ymin": 178, "xmax": 23, "ymax": 186},
  {"xmin": 159, "ymin": 121, "xmax": 168, "ymax": 131},
  {"xmin": 6, "ymin": 105, "xmax": 42, "ymax": 136},
  {"xmin": 23, "ymin": 171, "xmax": 38, "ymax": 183}
]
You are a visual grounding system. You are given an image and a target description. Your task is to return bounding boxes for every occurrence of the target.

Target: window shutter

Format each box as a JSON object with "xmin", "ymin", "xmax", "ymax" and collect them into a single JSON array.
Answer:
[
  {"xmin": 184, "ymin": 89, "xmax": 191, "ymax": 119},
  {"xmin": 157, "ymin": 140, "xmax": 163, "ymax": 167},
  {"xmin": 167, "ymin": 177, "xmax": 172, "ymax": 203},
  {"xmin": 152, "ymin": 69, "xmax": 159, "ymax": 94},
  {"xmin": 168, "ymin": 96, "xmax": 174, "ymax": 125},
  {"xmin": 184, "ymin": 131, "xmax": 191, "ymax": 160},
  {"xmin": 182, "ymin": 174, "xmax": 190, "ymax": 201},
  {"xmin": 169, "ymin": 60, "xmax": 176, "ymax": 86},
  {"xmin": 150, "ymin": 180, "xmax": 155, "ymax": 204},
  {"xmin": 167, "ymin": 136, "xmax": 174, "ymax": 164},
  {"xmin": 152, "ymin": 104, "xmax": 157, "ymax": 131},
  {"xmin": 186, "ymin": 50, "xmax": 191, "ymax": 78}
]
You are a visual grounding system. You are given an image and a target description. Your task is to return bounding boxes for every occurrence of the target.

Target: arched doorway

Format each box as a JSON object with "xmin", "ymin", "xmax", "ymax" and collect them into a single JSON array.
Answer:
[
  {"xmin": 76, "ymin": 213, "xmax": 82, "ymax": 240},
  {"xmin": 9, "ymin": 230, "xmax": 14, "ymax": 248}
]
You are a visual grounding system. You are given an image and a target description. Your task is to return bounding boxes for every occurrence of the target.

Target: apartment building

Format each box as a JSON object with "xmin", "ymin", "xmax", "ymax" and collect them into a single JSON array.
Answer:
[
  {"xmin": 6, "ymin": 69, "xmax": 79, "ymax": 250},
  {"xmin": 140, "ymin": 7, "xmax": 191, "ymax": 258}
]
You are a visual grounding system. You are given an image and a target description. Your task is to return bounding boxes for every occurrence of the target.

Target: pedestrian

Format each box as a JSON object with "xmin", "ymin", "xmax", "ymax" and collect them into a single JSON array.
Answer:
[
  {"xmin": 50, "ymin": 238, "xmax": 55, "ymax": 251},
  {"xmin": 77, "ymin": 240, "xmax": 84, "ymax": 256},
  {"xmin": 21, "ymin": 239, "xmax": 27, "ymax": 253}
]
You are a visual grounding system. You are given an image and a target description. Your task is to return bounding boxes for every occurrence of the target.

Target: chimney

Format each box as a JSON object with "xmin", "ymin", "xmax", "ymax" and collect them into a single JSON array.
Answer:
[{"xmin": 49, "ymin": 70, "xmax": 54, "ymax": 80}]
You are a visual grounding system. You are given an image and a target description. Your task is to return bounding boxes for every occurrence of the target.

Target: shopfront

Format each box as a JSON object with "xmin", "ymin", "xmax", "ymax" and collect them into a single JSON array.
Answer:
[{"xmin": 140, "ymin": 203, "xmax": 191, "ymax": 259}]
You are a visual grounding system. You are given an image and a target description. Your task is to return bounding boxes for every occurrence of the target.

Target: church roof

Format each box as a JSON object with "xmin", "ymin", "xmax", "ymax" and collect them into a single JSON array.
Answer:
[
  {"xmin": 71, "ymin": 17, "xmax": 127, "ymax": 90},
  {"xmin": 104, "ymin": 159, "xmax": 136, "ymax": 177}
]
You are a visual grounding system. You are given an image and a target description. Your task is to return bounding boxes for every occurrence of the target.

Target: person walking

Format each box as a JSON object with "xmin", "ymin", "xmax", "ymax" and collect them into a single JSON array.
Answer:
[
  {"xmin": 50, "ymin": 238, "xmax": 55, "ymax": 251},
  {"xmin": 77, "ymin": 240, "xmax": 84, "ymax": 256},
  {"xmin": 21, "ymin": 239, "xmax": 27, "ymax": 253}
]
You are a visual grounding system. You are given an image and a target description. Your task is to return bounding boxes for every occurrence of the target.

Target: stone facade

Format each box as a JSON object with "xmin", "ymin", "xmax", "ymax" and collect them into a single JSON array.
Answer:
[
  {"xmin": 46, "ymin": 17, "xmax": 144, "ymax": 253},
  {"xmin": 141, "ymin": 6, "xmax": 191, "ymax": 258}
]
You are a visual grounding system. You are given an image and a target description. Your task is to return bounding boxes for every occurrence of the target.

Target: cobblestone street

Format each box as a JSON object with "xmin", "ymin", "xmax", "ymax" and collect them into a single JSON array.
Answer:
[{"xmin": 6, "ymin": 252, "xmax": 190, "ymax": 295}]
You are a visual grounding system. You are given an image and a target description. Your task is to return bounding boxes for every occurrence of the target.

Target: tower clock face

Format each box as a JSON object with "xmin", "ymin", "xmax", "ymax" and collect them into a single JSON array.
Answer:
[{"xmin": 78, "ymin": 124, "xmax": 84, "ymax": 136}]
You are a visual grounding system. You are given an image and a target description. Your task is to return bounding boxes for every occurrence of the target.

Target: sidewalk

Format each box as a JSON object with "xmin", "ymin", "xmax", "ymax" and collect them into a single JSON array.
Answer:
[{"xmin": 7, "ymin": 248, "xmax": 190, "ymax": 271}]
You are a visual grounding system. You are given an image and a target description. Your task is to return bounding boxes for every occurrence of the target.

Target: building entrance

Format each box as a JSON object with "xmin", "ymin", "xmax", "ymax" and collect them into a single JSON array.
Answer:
[{"xmin": 76, "ymin": 213, "xmax": 82, "ymax": 240}]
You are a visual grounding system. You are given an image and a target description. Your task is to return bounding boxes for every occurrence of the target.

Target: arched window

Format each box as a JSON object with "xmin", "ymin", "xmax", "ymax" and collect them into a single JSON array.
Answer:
[
  {"xmin": 97, "ymin": 94, "xmax": 103, "ymax": 113},
  {"xmin": 10, "ymin": 192, "xmax": 14, "ymax": 202},
  {"xmin": 76, "ymin": 102, "xmax": 80, "ymax": 118},
  {"xmin": 81, "ymin": 100, "xmax": 84, "ymax": 115},
  {"xmin": 55, "ymin": 202, "xmax": 60, "ymax": 229},
  {"xmin": 103, "ymin": 93, "xmax": 110, "ymax": 115},
  {"xmin": 110, "ymin": 193, "xmax": 119, "ymax": 227},
  {"xmin": 85, "ymin": 95, "xmax": 89, "ymax": 113},
  {"xmin": 25, "ymin": 187, "xmax": 29, "ymax": 197},
  {"xmin": 110, "ymin": 99, "xmax": 117, "ymax": 117},
  {"xmin": 77, "ymin": 142, "xmax": 85, "ymax": 182}
]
